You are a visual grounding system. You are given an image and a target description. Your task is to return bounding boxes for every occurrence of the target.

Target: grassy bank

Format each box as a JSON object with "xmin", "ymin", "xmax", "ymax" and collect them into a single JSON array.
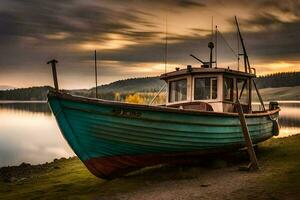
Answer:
[
  {"xmin": 251, "ymin": 135, "xmax": 300, "ymax": 199},
  {"xmin": 1, "ymin": 135, "xmax": 300, "ymax": 200}
]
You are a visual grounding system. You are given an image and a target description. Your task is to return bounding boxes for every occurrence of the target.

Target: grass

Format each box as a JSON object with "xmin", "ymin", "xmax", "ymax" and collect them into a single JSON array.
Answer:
[
  {"xmin": 255, "ymin": 135, "xmax": 300, "ymax": 198},
  {"xmin": 1, "ymin": 135, "xmax": 300, "ymax": 199},
  {"xmin": 230, "ymin": 135, "xmax": 300, "ymax": 199},
  {"xmin": 0, "ymin": 158, "xmax": 103, "ymax": 200}
]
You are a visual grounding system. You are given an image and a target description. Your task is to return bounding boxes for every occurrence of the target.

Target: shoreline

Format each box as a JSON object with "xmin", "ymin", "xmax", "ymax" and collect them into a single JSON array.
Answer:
[
  {"xmin": 1, "ymin": 100, "xmax": 300, "ymax": 104},
  {"xmin": 0, "ymin": 157, "xmax": 75, "ymax": 183},
  {"xmin": 1, "ymin": 135, "xmax": 300, "ymax": 199},
  {"xmin": 0, "ymin": 100, "xmax": 47, "ymax": 103}
]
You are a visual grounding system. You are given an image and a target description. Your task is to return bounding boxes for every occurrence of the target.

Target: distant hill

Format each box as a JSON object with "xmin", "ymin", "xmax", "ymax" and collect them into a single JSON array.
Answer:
[
  {"xmin": 92, "ymin": 77, "xmax": 164, "ymax": 93},
  {"xmin": 0, "ymin": 77, "xmax": 164, "ymax": 101},
  {"xmin": 0, "ymin": 86, "xmax": 52, "ymax": 101},
  {"xmin": 1, "ymin": 72, "xmax": 300, "ymax": 101},
  {"xmin": 255, "ymin": 72, "xmax": 300, "ymax": 88},
  {"xmin": 70, "ymin": 77, "xmax": 164, "ymax": 100},
  {"xmin": 0, "ymin": 85, "xmax": 15, "ymax": 91},
  {"xmin": 254, "ymin": 86, "xmax": 300, "ymax": 101}
]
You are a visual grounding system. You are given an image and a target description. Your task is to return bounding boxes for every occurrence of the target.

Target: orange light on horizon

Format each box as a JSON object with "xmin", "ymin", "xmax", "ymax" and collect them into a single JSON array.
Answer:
[{"xmin": 255, "ymin": 61, "xmax": 300, "ymax": 76}]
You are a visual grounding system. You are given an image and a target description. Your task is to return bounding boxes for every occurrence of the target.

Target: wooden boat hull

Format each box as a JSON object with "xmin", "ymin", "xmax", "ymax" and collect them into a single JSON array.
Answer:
[{"xmin": 47, "ymin": 92, "xmax": 280, "ymax": 179}]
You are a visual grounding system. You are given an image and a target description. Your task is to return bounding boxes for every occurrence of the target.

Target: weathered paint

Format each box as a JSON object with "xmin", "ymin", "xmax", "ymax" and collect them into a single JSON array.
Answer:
[{"xmin": 48, "ymin": 92, "xmax": 279, "ymax": 179}]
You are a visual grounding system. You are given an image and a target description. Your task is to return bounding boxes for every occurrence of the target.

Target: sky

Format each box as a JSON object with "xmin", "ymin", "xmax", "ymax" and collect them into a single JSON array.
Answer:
[{"xmin": 0, "ymin": 0, "xmax": 300, "ymax": 89}]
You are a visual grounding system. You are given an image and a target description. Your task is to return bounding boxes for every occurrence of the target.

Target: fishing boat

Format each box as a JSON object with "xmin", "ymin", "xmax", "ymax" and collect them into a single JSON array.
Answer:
[{"xmin": 47, "ymin": 17, "xmax": 280, "ymax": 179}]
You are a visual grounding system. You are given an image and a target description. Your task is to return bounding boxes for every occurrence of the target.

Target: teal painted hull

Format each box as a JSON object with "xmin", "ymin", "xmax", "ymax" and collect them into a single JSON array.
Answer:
[{"xmin": 48, "ymin": 92, "xmax": 279, "ymax": 179}]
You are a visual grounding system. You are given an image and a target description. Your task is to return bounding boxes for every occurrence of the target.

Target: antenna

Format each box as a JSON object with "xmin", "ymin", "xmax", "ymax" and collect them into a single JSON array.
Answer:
[
  {"xmin": 237, "ymin": 26, "xmax": 240, "ymax": 71},
  {"xmin": 215, "ymin": 25, "xmax": 218, "ymax": 68},
  {"xmin": 208, "ymin": 16, "xmax": 214, "ymax": 68},
  {"xmin": 164, "ymin": 14, "xmax": 168, "ymax": 74},
  {"xmin": 94, "ymin": 50, "xmax": 98, "ymax": 98},
  {"xmin": 211, "ymin": 16, "xmax": 214, "ymax": 42},
  {"xmin": 190, "ymin": 54, "xmax": 206, "ymax": 65},
  {"xmin": 208, "ymin": 42, "xmax": 214, "ymax": 68}
]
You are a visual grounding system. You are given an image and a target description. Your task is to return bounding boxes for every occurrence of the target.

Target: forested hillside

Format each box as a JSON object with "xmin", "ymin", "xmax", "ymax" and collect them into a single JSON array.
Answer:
[
  {"xmin": 1, "ymin": 72, "xmax": 300, "ymax": 101},
  {"xmin": 0, "ymin": 77, "xmax": 164, "ymax": 101},
  {"xmin": 0, "ymin": 86, "xmax": 51, "ymax": 101},
  {"xmin": 93, "ymin": 77, "xmax": 164, "ymax": 93},
  {"xmin": 255, "ymin": 72, "xmax": 300, "ymax": 88}
]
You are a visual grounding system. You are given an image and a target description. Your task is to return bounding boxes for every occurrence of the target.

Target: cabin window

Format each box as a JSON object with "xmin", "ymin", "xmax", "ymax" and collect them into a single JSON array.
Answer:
[
  {"xmin": 194, "ymin": 77, "xmax": 217, "ymax": 100},
  {"xmin": 237, "ymin": 79, "xmax": 249, "ymax": 104},
  {"xmin": 169, "ymin": 79, "xmax": 187, "ymax": 102},
  {"xmin": 224, "ymin": 77, "xmax": 234, "ymax": 101}
]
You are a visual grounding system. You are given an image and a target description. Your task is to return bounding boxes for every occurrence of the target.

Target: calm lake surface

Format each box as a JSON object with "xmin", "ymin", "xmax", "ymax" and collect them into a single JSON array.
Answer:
[{"xmin": 0, "ymin": 101, "xmax": 299, "ymax": 167}]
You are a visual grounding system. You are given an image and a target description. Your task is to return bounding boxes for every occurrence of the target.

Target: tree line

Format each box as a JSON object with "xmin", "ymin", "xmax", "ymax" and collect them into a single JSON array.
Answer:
[
  {"xmin": 255, "ymin": 71, "xmax": 300, "ymax": 89},
  {"xmin": 1, "ymin": 72, "xmax": 300, "ymax": 101}
]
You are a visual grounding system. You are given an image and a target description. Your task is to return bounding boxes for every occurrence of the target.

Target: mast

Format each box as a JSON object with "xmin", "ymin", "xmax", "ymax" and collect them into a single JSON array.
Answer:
[
  {"xmin": 208, "ymin": 42, "xmax": 214, "ymax": 68},
  {"xmin": 208, "ymin": 16, "xmax": 214, "ymax": 68},
  {"xmin": 235, "ymin": 16, "xmax": 250, "ymax": 73},
  {"xmin": 94, "ymin": 50, "xmax": 98, "ymax": 98}
]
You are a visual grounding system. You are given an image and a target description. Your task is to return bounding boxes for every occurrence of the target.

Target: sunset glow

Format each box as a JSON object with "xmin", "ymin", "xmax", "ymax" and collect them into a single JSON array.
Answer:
[
  {"xmin": 0, "ymin": 0, "xmax": 300, "ymax": 89},
  {"xmin": 255, "ymin": 61, "xmax": 300, "ymax": 75},
  {"xmin": 79, "ymin": 33, "xmax": 137, "ymax": 51}
]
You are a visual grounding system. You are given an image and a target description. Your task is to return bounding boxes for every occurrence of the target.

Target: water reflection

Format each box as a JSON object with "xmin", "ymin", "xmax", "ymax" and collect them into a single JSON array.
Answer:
[
  {"xmin": 277, "ymin": 102, "xmax": 300, "ymax": 138},
  {"xmin": 0, "ymin": 102, "xmax": 51, "ymax": 115},
  {"xmin": 252, "ymin": 102, "xmax": 300, "ymax": 137},
  {"xmin": 0, "ymin": 102, "xmax": 74, "ymax": 167},
  {"xmin": 0, "ymin": 101, "xmax": 299, "ymax": 167}
]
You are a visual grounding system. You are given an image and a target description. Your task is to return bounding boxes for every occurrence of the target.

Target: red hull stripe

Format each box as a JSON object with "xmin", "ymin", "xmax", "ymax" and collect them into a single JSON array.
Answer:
[{"xmin": 83, "ymin": 147, "xmax": 240, "ymax": 179}]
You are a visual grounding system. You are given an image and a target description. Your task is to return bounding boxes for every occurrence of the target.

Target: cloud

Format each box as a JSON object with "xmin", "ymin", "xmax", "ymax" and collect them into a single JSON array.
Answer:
[
  {"xmin": 0, "ymin": 0, "xmax": 157, "ymax": 44},
  {"xmin": 241, "ymin": 13, "xmax": 283, "ymax": 30},
  {"xmin": 176, "ymin": 0, "xmax": 206, "ymax": 8},
  {"xmin": 0, "ymin": 0, "xmax": 300, "ymax": 88}
]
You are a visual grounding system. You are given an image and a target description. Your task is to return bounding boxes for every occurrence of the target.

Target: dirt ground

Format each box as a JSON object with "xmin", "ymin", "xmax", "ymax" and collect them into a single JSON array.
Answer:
[{"xmin": 98, "ymin": 166, "xmax": 273, "ymax": 200}]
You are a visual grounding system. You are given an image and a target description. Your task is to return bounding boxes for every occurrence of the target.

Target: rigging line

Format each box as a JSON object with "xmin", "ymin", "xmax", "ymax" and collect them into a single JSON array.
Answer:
[
  {"xmin": 237, "ymin": 27, "xmax": 240, "ymax": 71},
  {"xmin": 217, "ymin": 30, "xmax": 238, "ymax": 59},
  {"xmin": 215, "ymin": 25, "xmax": 218, "ymax": 68},
  {"xmin": 149, "ymin": 83, "xmax": 167, "ymax": 105},
  {"xmin": 94, "ymin": 50, "xmax": 98, "ymax": 99},
  {"xmin": 164, "ymin": 14, "xmax": 168, "ymax": 74}
]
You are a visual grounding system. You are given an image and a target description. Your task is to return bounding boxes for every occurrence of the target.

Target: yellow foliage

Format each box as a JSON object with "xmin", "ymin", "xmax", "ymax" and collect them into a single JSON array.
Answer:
[
  {"xmin": 125, "ymin": 93, "xmax": 145, "ymax": 104},
  {"xmin": 114, "ymin": 92, "xmax": 121, "ymax": 101}
]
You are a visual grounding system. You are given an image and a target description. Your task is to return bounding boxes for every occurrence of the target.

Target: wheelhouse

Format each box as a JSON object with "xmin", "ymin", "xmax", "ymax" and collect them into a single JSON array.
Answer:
[{"xmin": 161, "ymin": 66, "xmax": 256, "ymax": 113}]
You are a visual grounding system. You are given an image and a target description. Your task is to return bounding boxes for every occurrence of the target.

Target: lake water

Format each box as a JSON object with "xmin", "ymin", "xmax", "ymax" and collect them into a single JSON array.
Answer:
[
  {"xmin": 0, "ymin": 101, "xmax": 299, "ymax": 167},
  {"xmin": 0, "ymin": 102, "xmax": 74, "ymax": 167}
]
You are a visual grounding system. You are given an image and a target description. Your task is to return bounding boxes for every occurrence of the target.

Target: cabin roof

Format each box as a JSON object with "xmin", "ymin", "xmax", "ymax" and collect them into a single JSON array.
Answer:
[{"xmin": 160, "ymin": 67, "xmax": 256, "ymax": 80}]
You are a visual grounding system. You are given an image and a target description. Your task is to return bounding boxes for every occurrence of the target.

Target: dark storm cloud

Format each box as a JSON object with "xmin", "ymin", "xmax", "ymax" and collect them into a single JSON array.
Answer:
[
  {"xmin": 97, "ymin": 17, "xmax": 300, "ymax": 66},
  {"xmin": 0, "ymin": 0, "xmax": 159, "ymax": 45},
  {"xmin": 99, "ymin": 35, "xmax": 210, "ymax": 63},
  {"xmin": 108, "ymin": 0, "xmax": 206, "ymax": 8},
  {"xmin": 259, "ymin": 0, "xmax": 300, "ymax": 16},
  {"xmin": 1, "ymin": 0, "xmax": 300, "ymax": 88},
  {"xmin": 242, "ymin": 13, "xmax": 282, "ymax": 27},
  {"xmin": 176, "ymin": 0, "xmax": 206, "ymax": 8},
  {"xmin": 0, "ymin": 0, "xmax": 160, "ymax": 72},
  {"xmin": 244, "ymin": 21, "xmax": 300, "ymax": 61}
]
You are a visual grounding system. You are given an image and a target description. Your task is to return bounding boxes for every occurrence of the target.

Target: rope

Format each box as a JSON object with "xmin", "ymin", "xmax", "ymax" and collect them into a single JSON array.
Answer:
[
  {"xmin": 149, "ymin": 84, "xmax": 167, "ymax": 105},
  {"xmin": 217, "ymin": 30, "xmax": 238, "ymax": 59}
]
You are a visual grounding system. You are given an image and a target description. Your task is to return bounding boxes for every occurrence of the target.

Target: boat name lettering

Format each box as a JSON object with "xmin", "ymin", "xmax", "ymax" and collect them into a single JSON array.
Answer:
[{"xmin": 112, "ymin": 109, "xmax": 142, "ymax": 117}]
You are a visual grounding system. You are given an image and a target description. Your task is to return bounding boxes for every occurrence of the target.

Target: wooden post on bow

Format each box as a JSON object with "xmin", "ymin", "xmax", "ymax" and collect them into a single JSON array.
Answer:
[{"xmin": 47, "ymin": 59, "xmax": 59, "ymax": 91}]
